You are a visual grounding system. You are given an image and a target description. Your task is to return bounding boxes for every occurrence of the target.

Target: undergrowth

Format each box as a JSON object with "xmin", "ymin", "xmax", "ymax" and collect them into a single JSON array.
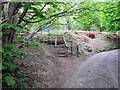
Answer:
[{"xmin": 2, "ymin": 39, "xmax": 40, "ymax": 88}]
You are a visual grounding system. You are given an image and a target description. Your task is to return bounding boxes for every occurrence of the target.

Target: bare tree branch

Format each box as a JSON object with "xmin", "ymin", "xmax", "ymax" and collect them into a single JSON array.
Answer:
[
  {"xmin": 20, "ymin": 3, "xmax": 78, "ymax": 24},
  {"xmin": 41, "ymin": 4, "xmax": 46, "ymax": 11},
  {"xmin": 23, "ymin": 3, "xmax": 79, "ymax": 40},
  {"xmin": 21, "ymin": 4, "xmax": 47, "ymax": 27},
  {"xmin": 26, "ymin": 17, "xmax": 57, "ymax": 40},
  {"xmin": 18, "ymin": 6, "xmax": 29, "ymax": 24}
]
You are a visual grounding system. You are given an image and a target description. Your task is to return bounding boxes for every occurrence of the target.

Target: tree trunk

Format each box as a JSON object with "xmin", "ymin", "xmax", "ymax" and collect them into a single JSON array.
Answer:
[
  {"xmin": 2, "ymin": 2, "xmax": 19, "ymax": 45},
  {"xmin": 0, "ymin": 2, "xmax": 3, "ymax": 14}
]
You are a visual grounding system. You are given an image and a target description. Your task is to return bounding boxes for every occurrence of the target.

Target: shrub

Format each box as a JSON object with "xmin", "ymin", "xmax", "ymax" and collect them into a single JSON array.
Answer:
[{"xmin": 2, "ymin": 43, "xmax": 29, "ymax": 88}]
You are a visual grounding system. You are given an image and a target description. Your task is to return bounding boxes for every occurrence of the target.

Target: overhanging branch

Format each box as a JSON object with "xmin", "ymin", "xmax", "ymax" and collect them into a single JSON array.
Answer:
[
  {"xmin": 26, "ymin": 17, "xmax": 57, "ymax": 40},
  {"xmin": 21, "ymin": 3, "xmax": 78, "ymax": 24}
]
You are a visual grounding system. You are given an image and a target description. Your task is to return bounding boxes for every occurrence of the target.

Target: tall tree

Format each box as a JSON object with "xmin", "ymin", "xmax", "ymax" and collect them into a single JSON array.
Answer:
[{"xmin": 2, "ymin": 2, "xmax": 20, "ymax": 44}]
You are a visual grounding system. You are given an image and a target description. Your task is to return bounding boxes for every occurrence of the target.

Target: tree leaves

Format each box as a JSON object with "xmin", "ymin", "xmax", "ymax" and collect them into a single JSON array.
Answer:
[
  {"xmin": 2, "ymin": 62, "xmax": 17, "ymax": 71},
  {"xmin": 73, "ymin": 2, "xmax": 120, "ymax": 31},
  {"xmin": 0, "ymin": 23, "xmax": 23, "ymax": 31},
  {"xmin": 4, "ymin": 75, "xmax": 15, "ymax": 87}
]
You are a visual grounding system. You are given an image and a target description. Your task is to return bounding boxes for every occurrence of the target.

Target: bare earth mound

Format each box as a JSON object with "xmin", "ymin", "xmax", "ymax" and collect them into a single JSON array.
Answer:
[{"xmin": 64, "ymin": 30, "xmax": 118, "ymax": 53}]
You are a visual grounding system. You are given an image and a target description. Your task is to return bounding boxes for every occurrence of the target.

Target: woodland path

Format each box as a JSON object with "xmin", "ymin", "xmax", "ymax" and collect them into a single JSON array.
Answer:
[{"xmin": 25, "ymin": 44, "xmax": 118, "ymax": 88}]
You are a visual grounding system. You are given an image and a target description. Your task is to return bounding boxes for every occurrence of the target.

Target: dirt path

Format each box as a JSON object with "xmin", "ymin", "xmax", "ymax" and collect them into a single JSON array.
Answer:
[
  {"xmin": 25, "ymin": 44, "xmax": 88, "ymax": 88},
  {"xmin": 63, "ymin": 49, "xmax": 118, "ymax": 88},
  {"xmin": 25, "ymin": 44, "xmax": 118, "ymax": 88}
]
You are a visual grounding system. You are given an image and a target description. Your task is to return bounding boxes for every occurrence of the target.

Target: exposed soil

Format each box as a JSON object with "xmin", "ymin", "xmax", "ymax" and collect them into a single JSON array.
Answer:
[
  {"xmin": 63, "ymin": 49, "xmax": 118, "ymax": 88},
  {"xmin": 24, "ymin": 43, "xmax": 89, "ymax": 88},
  {"xmin": 23, "ymin": 43, "xmax": 118, "ymax": 88},
  {"xmin": 65, "ymin": 31, "xmax": 119, "ymax": 53},
  {"xmin": 22, "ymin": 31, "xmax": 119, "ymax": 88}
]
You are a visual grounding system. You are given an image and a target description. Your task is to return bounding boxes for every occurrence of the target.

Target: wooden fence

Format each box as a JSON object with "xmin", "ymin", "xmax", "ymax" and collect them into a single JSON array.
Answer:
[{"xmin": 38, "ymin": 34, "xmax": 80, "ymax": 56}]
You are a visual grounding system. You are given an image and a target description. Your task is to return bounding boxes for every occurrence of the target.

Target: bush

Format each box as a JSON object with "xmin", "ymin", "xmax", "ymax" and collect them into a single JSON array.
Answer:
[{"xmin": 2, "ymin": 43, "xmax": 29, "ymax": 88}]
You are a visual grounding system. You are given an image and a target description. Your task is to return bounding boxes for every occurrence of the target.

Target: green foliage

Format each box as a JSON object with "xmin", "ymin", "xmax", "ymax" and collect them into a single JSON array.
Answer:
[
  {"xmin": 73, "ymin": 2, "xmax": 120, "ymax": 32},
  {"xmin": 4, "ymin": 75, "xmax": 15, "ymax": 87},
  {"xmin": 1, "ymin": 1, "xmax": 120, "ymax": 88},
  {"xmin": 23, "ymin": 39, "xmax": 40, "ymax": 48},
  {"xmin": 48, "ymin": 30, "xmax": 63, "ymax": 35},
  {"xmin": 0, "ymin": 32, "xmax": 2, "ymax": 35},
  {"xmin": 2, "ymin": 62, "xmax": 18, "ymax": 71},
  {"xmin": 2, "ymin": 43, "xmax": 29, "ymax": 87},
  {"xmin": 0, "ymin": 23, "xmax": 23, "ymax": 31},
  {"xmin": 14, "ymin": 35, "xmax": 25, "ymax": 42},
  {"xmin": 16, "ymin": 71, "xmax": 29, "ymax": 88},
  {"xmin": 0, "ymin": 46, "xmax": 2, "ymax": 53}
]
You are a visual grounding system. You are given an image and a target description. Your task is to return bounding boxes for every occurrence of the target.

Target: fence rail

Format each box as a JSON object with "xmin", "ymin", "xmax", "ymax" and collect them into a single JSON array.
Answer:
[{"xmin": 38, "ymin": 34, "xmax": 80, "ymax": 56}]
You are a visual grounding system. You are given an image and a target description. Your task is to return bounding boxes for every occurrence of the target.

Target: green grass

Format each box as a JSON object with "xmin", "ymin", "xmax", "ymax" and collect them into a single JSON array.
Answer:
[
  {"xmin": 48, "ymin": 30, "xmax": 64, "ymax": 35},
  {"xmin": 38, "ymin": 30, "xmax": 65, "ymax": 36}
]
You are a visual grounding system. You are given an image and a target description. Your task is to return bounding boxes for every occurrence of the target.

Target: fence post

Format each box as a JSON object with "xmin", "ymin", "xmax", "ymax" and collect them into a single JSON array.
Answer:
[
  {"xmin": 77, "ymin": 45, "xmax": 79, "ymax": 56},
  {"xmin": 41, "ymin": 36, "xmax": 43, "ymax": 43},
  {"xmin": 48, "ymin": 34, "xmax": 50, "ymax": 43},
  {"xmin": 70, "ymin": 43, "xmax": 72, "ymax": 55},
  {"xmin": 42, "ymin": 37, "xmax": 44, "ymax": 43},
  {"xmin": 55, "ymin": 37, "xmax": 57, "ymax": 47},
  {"xmin": 66, "ymin": 47, "xmax": 68, "ymax": 57}
]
